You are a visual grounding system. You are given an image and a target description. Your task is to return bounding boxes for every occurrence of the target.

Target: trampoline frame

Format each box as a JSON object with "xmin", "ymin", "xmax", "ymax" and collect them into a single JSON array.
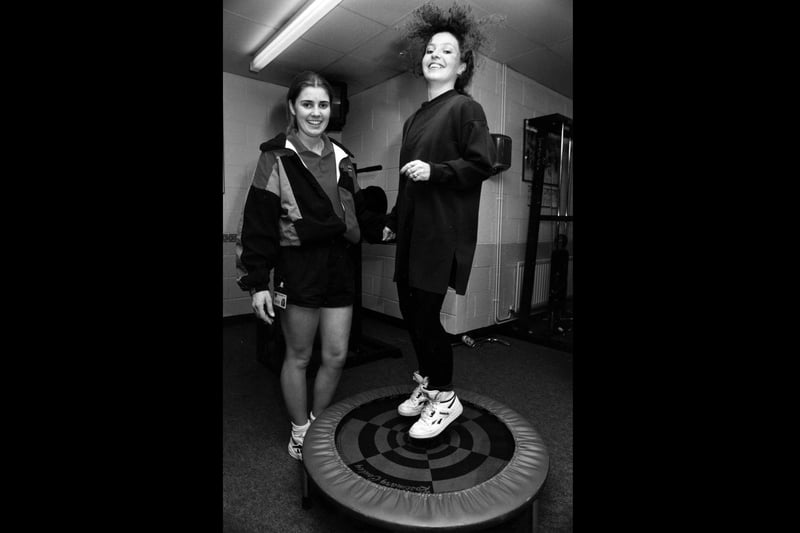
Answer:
[{"xmin": 302, "ymin": 386, "xmax": 549, "ymax": 532}]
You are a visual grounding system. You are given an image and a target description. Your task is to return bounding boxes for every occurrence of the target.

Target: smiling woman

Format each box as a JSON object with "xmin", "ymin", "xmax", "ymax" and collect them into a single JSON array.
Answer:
[
  {"xmin": 288, "ymin": 86, "xmax": 330, "ymax": 154},
  {"xmin": 236, "ymin": 70, "xmax": 377, "ymax": 462},
  {"xmin": 284, "ymin": 72, "xmax": 333, "ymax": 139},
  {"xmin": 380, "ymin": 2, "xmax": 499, "ymax": 444},
  {"xmin": 397, "ymin": 1, "xmax": 501, "ymax": 95},
  {"xmin": 421, "ymin": 32, "xmax": 466, "ymax": 98}
]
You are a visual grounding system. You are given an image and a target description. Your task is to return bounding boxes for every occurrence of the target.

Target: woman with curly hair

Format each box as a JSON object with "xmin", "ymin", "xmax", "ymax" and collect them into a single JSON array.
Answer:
[{"xmin": 382, "ymin": 3, "xmax": 497, "ymax": 439}]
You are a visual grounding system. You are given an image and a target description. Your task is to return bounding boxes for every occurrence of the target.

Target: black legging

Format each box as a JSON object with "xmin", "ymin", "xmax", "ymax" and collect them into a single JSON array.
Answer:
[{"xmin": 396, "ymin": 280, "xmax": 453, "ymax": 391}]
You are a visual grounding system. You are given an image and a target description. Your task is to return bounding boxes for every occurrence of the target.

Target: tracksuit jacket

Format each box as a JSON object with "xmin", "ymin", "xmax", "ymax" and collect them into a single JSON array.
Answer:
[{"xmin": 236, "ymin": 132, "xmax": 368, "ymax": 294}]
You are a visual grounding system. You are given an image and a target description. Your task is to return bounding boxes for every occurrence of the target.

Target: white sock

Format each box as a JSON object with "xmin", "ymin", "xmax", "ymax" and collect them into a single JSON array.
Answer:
[
  {"xmin": 291, "ymin": 419, "xmax": 310, "ymax": 439},
  {"xmin": 309, "ymin": 411, "xmax": 316, "ymax": 422}
]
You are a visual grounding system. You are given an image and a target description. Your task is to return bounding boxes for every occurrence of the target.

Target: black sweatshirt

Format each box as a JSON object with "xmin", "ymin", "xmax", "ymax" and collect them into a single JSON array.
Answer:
[{"xmin": 386, "ymin": 89, "xmax": 495, "ymax": 295}]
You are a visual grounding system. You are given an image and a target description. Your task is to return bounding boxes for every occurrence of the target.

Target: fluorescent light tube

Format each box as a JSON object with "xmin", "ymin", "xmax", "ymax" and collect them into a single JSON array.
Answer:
[{"xmin": 250, "ymin": 0, "xmax": 342, "ymax": 72}]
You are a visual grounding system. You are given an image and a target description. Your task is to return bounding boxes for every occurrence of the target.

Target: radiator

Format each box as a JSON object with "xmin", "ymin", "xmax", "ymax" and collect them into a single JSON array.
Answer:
[{"xmin": 514, "ymin": 258, "xmax": 572, "ymax": 311}]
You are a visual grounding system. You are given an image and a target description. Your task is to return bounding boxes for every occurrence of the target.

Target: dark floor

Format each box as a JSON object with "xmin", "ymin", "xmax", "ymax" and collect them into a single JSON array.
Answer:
[
  {"xmin": 222, "ymin": 311, "xmax": 573, "ymax": 532},
  {"xmin": 503, "ymin": 297, "xmax": 574, "ymax": 351}
]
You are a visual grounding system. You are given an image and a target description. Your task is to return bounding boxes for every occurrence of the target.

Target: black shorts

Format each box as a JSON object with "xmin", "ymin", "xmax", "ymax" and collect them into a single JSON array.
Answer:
[{"xmin": 274, "ymin": 239, "xmax": 356, "ymax": 308}]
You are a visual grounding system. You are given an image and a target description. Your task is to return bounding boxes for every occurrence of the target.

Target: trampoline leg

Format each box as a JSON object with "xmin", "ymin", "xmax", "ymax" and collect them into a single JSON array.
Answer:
[
  {"xmin": 301, "ymin": 464, "xmax": 311, "ymax": 510},
  {"xmin": 531, "ymin": 498, "xmax": 539, "ymax": 533}
]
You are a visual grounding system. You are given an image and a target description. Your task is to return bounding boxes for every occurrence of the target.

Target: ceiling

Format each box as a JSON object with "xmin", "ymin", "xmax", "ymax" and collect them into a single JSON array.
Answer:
[{"xmin": 222, "ymin": 0, "xmax": 572, "ymax": 99}]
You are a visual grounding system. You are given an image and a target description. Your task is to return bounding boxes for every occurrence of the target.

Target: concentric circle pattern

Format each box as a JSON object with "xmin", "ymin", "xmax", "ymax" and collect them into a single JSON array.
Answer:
[
  {"xmin": 303, "ymin": 386, "xmax": 548, "ymax": 531},
  {"xmin": 335, "ymin": 394, "xmax": 514, "ymax": 494}
]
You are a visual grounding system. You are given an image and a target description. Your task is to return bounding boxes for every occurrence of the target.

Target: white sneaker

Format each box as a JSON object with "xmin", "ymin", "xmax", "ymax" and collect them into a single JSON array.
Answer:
[
  {"xmin": 408, "ymin": 389, "xmax": 463, "ymax": 439},
  {"xmin": 398, "ymin": 371, "xmax": 429, "ymax": 416},
  {"xmin": 288, "ymin": 433, "xmax": 304, "ymax": 460},
  {"xmin": 288, "ymin": 419, "xmax": 309, "ymax": 461}
]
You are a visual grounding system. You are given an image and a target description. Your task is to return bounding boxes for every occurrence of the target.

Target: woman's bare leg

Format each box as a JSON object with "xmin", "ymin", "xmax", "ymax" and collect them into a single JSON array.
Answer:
[
  {"xmin": 279, "ymin": 304, "xmax": 320, "ymax": 425},
  {"xmin": 312, "ymin": 305, "xmax": 352, "ymax": 416}
]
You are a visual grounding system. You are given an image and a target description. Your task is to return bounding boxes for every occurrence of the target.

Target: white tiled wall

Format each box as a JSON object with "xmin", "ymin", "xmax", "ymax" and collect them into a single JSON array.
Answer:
[{"xmin": 222, "ymin": 60, "xmax": 573, "ymax": 330}]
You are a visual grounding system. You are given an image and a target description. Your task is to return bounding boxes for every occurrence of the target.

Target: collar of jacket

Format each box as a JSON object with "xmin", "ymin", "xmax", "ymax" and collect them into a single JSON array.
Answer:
[{"xmin": 260, "ymin": 132, "xmax": 352, "ymax": 183}]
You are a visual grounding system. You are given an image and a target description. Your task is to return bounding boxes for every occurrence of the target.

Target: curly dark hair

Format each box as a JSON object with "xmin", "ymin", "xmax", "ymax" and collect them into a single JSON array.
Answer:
[{"xmin": 397, "ymin": 2, "xmax": 501, "ymax": 94}]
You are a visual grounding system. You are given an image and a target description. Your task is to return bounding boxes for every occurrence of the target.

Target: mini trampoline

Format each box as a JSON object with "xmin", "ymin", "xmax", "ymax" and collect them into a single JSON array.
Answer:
[{"xmin": 302, "ymin": 386, "xmax": 549, "ymax": 532}]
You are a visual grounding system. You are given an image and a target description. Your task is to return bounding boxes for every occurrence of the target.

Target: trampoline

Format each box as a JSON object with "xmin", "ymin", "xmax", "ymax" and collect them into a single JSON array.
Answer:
[{"xmin": 302, "ymin": 386, "xmax": 549, "ymax": 532}]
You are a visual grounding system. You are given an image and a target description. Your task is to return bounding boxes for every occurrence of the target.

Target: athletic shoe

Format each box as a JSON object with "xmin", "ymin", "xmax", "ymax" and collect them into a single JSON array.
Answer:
[
  {"xmin": 398, "ymin": 371, "xmax": 429, "ymax": 416},
  {"xmin": 408, "ymin": 389, "xmax": 463, "ymax": 439},
  {"xmin": 288, "ymin": 433, "xmax": 304, "ymax": 461}
]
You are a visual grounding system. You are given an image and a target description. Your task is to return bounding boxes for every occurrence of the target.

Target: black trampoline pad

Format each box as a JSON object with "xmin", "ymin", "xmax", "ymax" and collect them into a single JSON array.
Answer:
[
  {"xmin": 335, "ymin": 393, "xmax": 514, "ymax": 494},
  {"xmin": 303, "ymin": 386, "xmax": 549, "ymax": 531}
]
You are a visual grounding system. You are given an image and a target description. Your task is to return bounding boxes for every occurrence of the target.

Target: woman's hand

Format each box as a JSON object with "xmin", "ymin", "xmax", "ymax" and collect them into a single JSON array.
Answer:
[
  {"xmin": 401, "ymin": 160, "xmax": 431, "ymax": 182},
  {"xmin": 382, "ymin": 226, "xmax": 396, "ymax": 242},
  {"xmin": 251, "ymin": 290, "xmax": 275, "ymax": 325}
]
